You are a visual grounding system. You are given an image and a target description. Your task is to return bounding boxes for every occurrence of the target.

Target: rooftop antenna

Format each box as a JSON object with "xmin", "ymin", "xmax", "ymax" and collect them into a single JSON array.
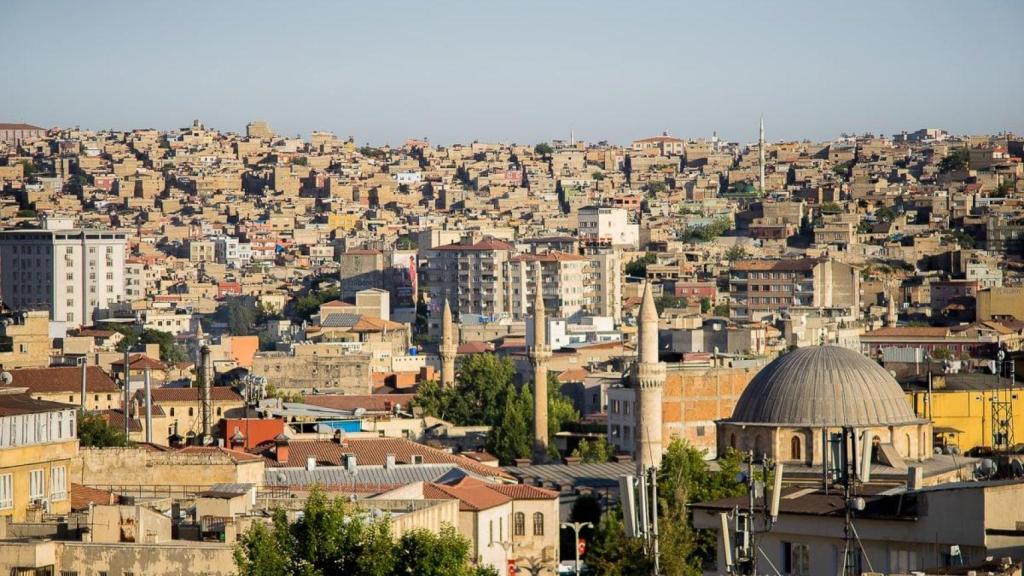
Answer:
[{"xmin": 721, "ymin": 452, "xmax": 783, "ymax": 575}]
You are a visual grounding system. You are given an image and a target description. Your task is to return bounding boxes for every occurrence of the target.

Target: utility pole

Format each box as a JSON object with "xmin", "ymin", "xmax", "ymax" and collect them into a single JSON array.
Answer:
[
  {"xmin": 78, "ymin": 356, "xmax": 87, "ymax": 413},
  {"xmin": 560, "ymin": 521, "xmax": 594, "ymax": 575}
]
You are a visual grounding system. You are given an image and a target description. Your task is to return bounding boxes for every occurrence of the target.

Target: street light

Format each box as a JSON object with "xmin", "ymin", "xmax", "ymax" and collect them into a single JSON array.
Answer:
[{"xmin": 561, "ymin": 521, "xmax": 594, "ymax": 575}]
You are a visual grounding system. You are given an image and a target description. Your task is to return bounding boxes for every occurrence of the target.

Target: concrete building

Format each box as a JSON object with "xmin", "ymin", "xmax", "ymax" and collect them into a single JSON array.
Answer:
[
  {"xmin": 506, "ymin": 252, "xmax": 588, "ymax": 321},
  {"xmin": 425, "ymin": 239, "xmax": 513, "ymax": 334},
  {"xmin": 0, "ymin": 310, "xmax": 52, "ymax": 369},
  {"xmin": 728, "ymin": 258, "xmax": 860, "ymax": 323},
  {"xmin": 339, "ymin": 249, "xmax": 385, "ymax": 300},
  {"xmin": 577, "ymin": 206, "xmax": 639, "ymax": 248},
  {"xmin": 0, "ymin": 228, "xmax": 128, "ymax": 327}
]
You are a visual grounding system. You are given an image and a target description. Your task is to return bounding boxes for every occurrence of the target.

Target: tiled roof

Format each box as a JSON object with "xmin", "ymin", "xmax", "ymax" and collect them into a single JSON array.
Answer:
[
  {"xmin": 0, "ymin": 123, "xmax": 44, "ymax": 131},
  {"xmin": 70, "ymin": 484, "xmax": 117, "ymax": 511},
  {"xmin": 100, "ymin": 409, "xmax": 142, "ymax": 432},
  {"xmin": 487, "ymin": 483, "xmax": 559, "ymax": 500},
  {"xmin": 7, "ymin": 366, "xmax": 118, "ymax": 393},
  {"xmin": 150, "ymin": 386, "xmax": 243, "ymax": 403},
  {"xmin": 174, "ymin": 445, "xmax": 263, "ymax": 462},
  {"xmin": 275, "ymin": 438, "xmax": 511, "ymax": 479},
  {"xmin": 731, "ymin": 258, "xmax": 821, "ymax": 272},
  {"xmin": 0, "ymin": 393, "xmax": 73, "ymax": 416},
  {"xmin": 110, "ymin": 354, "xmax": 167, "ymax": 370},
  {"xmin": 424, "ymin": 477, "xmax": 511, "ymax": 511}
]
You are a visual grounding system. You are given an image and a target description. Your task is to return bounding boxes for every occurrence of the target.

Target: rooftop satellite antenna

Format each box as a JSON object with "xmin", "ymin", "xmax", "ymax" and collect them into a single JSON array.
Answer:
[
  {"xmin": 353, "ymin": 407, "xmax": 366, "ymax": 418},
  {"xmin": 0, "ymin": 371, "xmax": 12, "ymax": 386}
]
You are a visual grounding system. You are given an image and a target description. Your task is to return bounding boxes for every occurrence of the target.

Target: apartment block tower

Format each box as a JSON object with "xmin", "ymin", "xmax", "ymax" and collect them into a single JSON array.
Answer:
[{"xmin": 0, "ymin": 228, "xmax": 127, "ymax": 327}]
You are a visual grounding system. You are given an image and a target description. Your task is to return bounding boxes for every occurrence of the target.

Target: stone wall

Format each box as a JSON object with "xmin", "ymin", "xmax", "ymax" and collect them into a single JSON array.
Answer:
[
  {"xmin": 72, "ymin": 447, "xmax": 265, "ymax": 488},
  {"xmin": 58, "ymin": 541, "xmax": 234, "ymax": 576}
]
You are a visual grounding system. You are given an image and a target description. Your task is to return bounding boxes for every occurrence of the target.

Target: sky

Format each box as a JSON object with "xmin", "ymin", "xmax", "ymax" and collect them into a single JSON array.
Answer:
[{"xmin": 2, "ymin": 0, "xmax": 1022, "ymax": 146}]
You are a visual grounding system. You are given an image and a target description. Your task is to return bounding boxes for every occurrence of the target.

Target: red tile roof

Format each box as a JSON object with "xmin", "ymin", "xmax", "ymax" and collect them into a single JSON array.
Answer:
[
  {"xmin": 7, "ymin": 366, "xmax": 118, "ymax": 393},
  {"xmin": 150, "ymin": 386, "xmax": 243, "ymax": 403},
  {"xmin": 424, "ymin": 477, "xmax": 511, "ymax": 511},
  {"xmin": 70, "ymin": 484, "xmax": 117, "ymax": 511}
]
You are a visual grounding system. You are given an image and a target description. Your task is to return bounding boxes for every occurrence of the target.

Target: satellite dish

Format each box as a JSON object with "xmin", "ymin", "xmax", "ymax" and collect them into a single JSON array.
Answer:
[
  {"xmin": 0, "ymin": 372, "xmax": 12, "ymax": 386},
  {"xmin": 353, "ymin": 407, "xmax": 366, "ymax": 418},
  {"xmin": 276, "ymin": 472, "xmax": 286, "ymax": 484}
]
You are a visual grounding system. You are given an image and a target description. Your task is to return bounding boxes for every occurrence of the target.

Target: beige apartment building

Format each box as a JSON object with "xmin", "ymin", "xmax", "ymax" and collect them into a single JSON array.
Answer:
[
  {"xmin": 728, "ymin": 257, "xmax": 860, "ymax": 322},
  {"xmin": 0, "ymin": 228, "xmax": 127, "ymax": 327},
  {"xmin": 426, "ymin": 239, "xmax": 513, "ymax": 333},
  {"xmin": 577, "ymin": 206, "xmax": 639, "ymax": 248},
  {"xmin": 505, "ymin": 253, "xmax": 588, "ymax": 321}
]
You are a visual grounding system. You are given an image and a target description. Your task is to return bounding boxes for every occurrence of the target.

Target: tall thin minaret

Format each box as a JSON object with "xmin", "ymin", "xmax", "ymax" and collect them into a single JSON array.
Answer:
[
  {"xmin": 635, "ymin": 281, "xmax": 665, "ymax": 473},
  {"xmin": 759, "ymin": 116, "xmax": 766, "ymax": 194},
  {"xmin": 530, "ymin": 263, "xmax": 552, "ymax": 463},
  {"xmin": 440, "ymin": 299, "xmax": 457, "ymax": 387}
]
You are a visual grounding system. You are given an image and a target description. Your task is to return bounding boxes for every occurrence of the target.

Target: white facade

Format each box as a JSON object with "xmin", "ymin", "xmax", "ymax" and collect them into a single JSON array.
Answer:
[
  {"xmin": 213, "ymin": 236, "xmax": 252, "ymax": 267},
  {"xmin": 0, "ymin": 229, "xmax": 127, "ymax": 327},
  {"xmin": 578, "ymin": 206, "xmax": 639, "ymax": 248}
]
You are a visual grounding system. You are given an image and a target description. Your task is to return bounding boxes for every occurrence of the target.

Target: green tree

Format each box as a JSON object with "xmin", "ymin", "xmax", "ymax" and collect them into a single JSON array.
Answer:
[
  {"xmin": 585, "ymin": 509, "xmax": 655, "ymax": 576},
  {"xmin": 139, "ymin": 329, "xmax": 188, "ymax": 363},
  {"xmin": 655, "ymin": 294, "xmax": 688, "ymax": 314},
  {"xmin": 291, "ymin": 156, "xmax": 308, "ymax": 166},
  {"xmin": 485, "ymin": 384, "xmax": 533, "ymax": 464},
  {"xmin": 699, "ymin": 297, "xmax": 712, "ymax": 314},
  {"xmin": 394, "ymin": 525, "xmax": 479, "ymax": 576},
  {"xmin": 226, "ymin": 296, "xmax": 258, "ymax": 336},
  {"xmin": 711, "ymin": 303, "xmax": 729, "ymax": 317},
  {"xmin": 234, "ymin": 519, "xmax": 289, "ymax": 576},
  {"xmin": 625, "ymin": 253, "xmax": 657, "ymax": 279},
  {"xmin": 592, "ymin": 171, "xmax": 605, "ymax": 181},
  {"xmin": 534, "ymin": 142, "xmax": 554, "ymax": 156},
  {"xmin": 725, "ymin": 244, "xmax": 748, "ymax": 261},
  {"xmin": 939, "ymin": 148, "xmax": 969, "ymax": 173},
  {"xmin": 77, "ymin": 412, "xmax": 130, "ymax": 447},
  {"xmin": 571, "ymin": 436, "xmax": 613, "ymax": 463}
]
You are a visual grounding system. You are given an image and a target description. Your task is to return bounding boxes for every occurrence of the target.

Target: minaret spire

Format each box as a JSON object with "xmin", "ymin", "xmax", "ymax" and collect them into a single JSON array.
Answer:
[
  {"xmin": 635, "ymin": 281, "xmax": 665, "ymax": 474},
  {"xmin": 530, "ymin": 262, "xmax": 552, "ymax": 463},
  {"xmin": 440, "ymin": 299, "xmax": 457, "ymax": 387},
  {"xmin": 759, "ymin": 115, "xmax": 766, "ymax": 194}
]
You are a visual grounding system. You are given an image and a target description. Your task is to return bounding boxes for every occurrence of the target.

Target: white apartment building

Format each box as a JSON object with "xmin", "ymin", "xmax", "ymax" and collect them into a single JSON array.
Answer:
[
  {"xmin": 577, "ymin": 206, "xmax": 639, "ymax": 248},
  {"xmin": 213, "ymin": 236, "xmax": 252, "ymax": 267},
  {"xmin": 0, "ymin": 229, "xmax": 127, "ymax": 327},
  {"xmin": 585, "ymin": 250, "xmax": 623, "ymax": 321}
]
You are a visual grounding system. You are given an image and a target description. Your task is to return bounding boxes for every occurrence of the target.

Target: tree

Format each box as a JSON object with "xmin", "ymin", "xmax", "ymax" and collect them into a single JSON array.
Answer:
[
  {"xmin": 699, "ymin": 297, "xmax": 712, "ymax": 314},
  {"xmin": 571, "ymin": 436, "xmax": 613, "ymax": 463},
  {"xmin": 939, "ymin": 148, "xmax": 969, "ymax": 173},
  {"xmin": 291, "ymin": 156, "xmax": 308, "ymax": 166},
  {"xmin": 582, "ymin": 441, "xmax": 746, "ymax": 575},
  {"xmin": 625, "ymin": 253, "xmax": 657, "ymax": 279},
  {"xmin": 534, "ymin": 142, "xmax": 554, "ymax": 156},
  {"xmin": 725, "ymin": 244, "xmax": 748, "ymax": 261},
  {"xmin": 139, "ymin": 329, "xmax": 188, "ymax": 363},
  {"xmin": 711, "ymin": 303, "xmax": 729, "ymax": 317},
  {"xmin": 234, "ymin": 519, "xmax": 289, "ymax": 576},
  {"xmin": 592, "ymin": 171, "xmax": 605, "ymax": 181},
  {"xmin": 655, "ymin": 294, "xmax": 688, "ymax": 314},
  {"xmin": 226, "ymin": 296, "xmax": 258, "ymax": 336},
  {"xmin": 77, "ymin": 411, "xmax": 130, "ymax": 447},
  {"xmin": 485, "ymin": 384, "xmax": 532, "ymax": 464},
  {"xmin": 683, "ymin": 217, "xmax": 732, "ymax": 243}
]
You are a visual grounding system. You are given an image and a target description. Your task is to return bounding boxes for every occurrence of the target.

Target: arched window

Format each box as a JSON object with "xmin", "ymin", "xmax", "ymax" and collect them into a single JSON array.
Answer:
[
  {"xmin": 730, "ymin": 433, "xmax": 736, "ymax": 449},
  {"xmin": 871, "ymin": 436, "xmax": 881, "ymax": 463},
  {"xmin": 904, "ymin": 433, "xmax": 912, "ymax": 458},
  {"xmin": 169, "ymin": 407, "xmax": 175, "ymax": 417},
  {"xmin": 189, "ymin": 407, "xmax": 194, "ymax": 417},
  {"xmin": 790, "ymin": 436, "xmax": 802, "ymax": 461},
  {"xmin": 216, "ymin": 407, "xmax": 222, "ymax": 416},
  {"xmin": 514, "ymin": 512, "xmax": 525, "ymax": 536},
  {"xmin": 532, "ymin": 512, "xmax": 544, "ymax": 536}
]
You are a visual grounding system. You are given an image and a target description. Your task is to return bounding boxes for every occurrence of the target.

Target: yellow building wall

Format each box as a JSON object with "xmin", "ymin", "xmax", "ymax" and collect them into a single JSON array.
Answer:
[
  {"xmin": 0, "ymin": 439, "xmax": 77, "ymax": 522},
  {"xmin": 907, "ymin": 389, "xmax": 1024, "ymax": 451}
]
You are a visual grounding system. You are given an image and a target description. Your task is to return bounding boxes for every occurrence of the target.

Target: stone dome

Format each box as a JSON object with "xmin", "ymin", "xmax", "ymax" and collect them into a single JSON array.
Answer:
[{"xmin": 729, "ymin": 346, "xmax": 920, "ymax": 427}]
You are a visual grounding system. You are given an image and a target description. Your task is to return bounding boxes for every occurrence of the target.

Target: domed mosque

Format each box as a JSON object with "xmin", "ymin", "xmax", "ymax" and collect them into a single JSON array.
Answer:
[{"xmin": 717, "ymin": 346, "xmax": 974, "ymax": 484}]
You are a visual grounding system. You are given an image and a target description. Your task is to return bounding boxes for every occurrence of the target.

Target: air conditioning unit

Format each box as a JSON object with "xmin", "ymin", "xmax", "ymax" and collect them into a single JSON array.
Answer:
[{"xmin": 31, "ymin": 498, "xmax": 50, "ymax": 513}]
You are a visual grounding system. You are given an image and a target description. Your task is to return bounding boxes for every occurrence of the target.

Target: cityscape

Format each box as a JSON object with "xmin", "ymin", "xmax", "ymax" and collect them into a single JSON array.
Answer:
[{"xmin": 2, "ymin": 2, "xmax": 1024, "ymax": 576}]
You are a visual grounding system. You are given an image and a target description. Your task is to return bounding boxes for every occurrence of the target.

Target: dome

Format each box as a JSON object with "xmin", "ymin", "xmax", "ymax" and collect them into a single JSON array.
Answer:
[{"xmin": 729, "ymin": 346, "xmax": 920, "ymax": 427}]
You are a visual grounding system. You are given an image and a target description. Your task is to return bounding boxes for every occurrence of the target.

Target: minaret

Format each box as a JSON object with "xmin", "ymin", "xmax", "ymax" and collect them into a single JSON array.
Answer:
[
  {"xmin": 759, "ymin": 116, "xmax": 766, "ymax": 194},
  {"xmin": 635, "ymin": 281, "xmax": 665, "ymax": 473},
  {"xmin": 886, "ymin": 281, "xmax": 899, "ymax": 327},
  {"xmin": 440, "ymin": 299, "xmax": 457, "ymax": 387},
  {"xmin": 529, "ymin": 263, "xmax": 552, "ymax": 463}
]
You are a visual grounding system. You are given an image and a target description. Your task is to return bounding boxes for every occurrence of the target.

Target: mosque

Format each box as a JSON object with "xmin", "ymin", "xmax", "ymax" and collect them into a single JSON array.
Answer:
[{"xmin": 715, "ymin": 345, "xmax": 976, "ymax": 485}]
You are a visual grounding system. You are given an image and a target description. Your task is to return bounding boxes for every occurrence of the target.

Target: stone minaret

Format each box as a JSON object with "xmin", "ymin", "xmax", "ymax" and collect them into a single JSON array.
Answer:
[
  {"xmin": 440, "ymin": 299, "xmax": 457, "ymax": 387},
  {"xmin": 635, "ymin": 281, "xmax": 665, "ymax": 473},
  {"xmin": 759, "ymin": 116, "xmax": 766, "ymax": 194},
  {"xmin": 530, "ymin": 264, "xmax": 552, "ymax": 463},
  {"xmin": 886, "ymin": 281, "xmax": 899, "ymax": 327}
]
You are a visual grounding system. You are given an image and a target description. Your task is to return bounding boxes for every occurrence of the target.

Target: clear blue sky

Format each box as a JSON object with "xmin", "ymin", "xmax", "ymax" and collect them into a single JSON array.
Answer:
[{"xmin": 3, "ymin": 0, "xmax": 1022, "ymax": 145}]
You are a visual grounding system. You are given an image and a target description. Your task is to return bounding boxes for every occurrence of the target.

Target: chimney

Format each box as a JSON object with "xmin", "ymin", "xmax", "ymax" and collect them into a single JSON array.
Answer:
[
  {"xmin": 274, "ymin": 433, "xmax": 290, "ymax": 464},
  {"xmin": 333, "ymin": 429, "xmax": 343, "ymax": 444},
  {"xmin": 385, "ymin": 454, "xmax": 396, "ymax": 470},
  {"xmin": 306, "ymin": 457, "xmax": 317, "ymax": 471},
  {"xmin": 907, "ymin": 466, "xmax": 923, "ymax": 490},
  {"xmin": 344, "ymin": 454, "xmax": 357, "ymax": 472}
]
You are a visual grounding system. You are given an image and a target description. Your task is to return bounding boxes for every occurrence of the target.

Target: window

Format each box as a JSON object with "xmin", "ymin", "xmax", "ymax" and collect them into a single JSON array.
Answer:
[
  {"xmin": 514, "ymin": 512, "xmax": 525, "ymax": 536},
  {"xmin": 533, "ymin": 512, "xmax": 544, "ymax": 535},
  {"xmin": 783, "ymin": 542, "xmax": 810, "ymax": 575},
  {"xmin": 791, "ymin": 436, "xmax": 802, "ymax": 461},
  {"xmin": 51, "ymin": 466, "xmax": 67, "ymax": 501},
  {"xmin": 170, "ymin": 407, "xmax": 175, "ymax": 417},
  {"xmin": 29, "ymin": 468, "xmax": 45, "ymax": 500},
  {"xmin": 189, "ymin": 407, "xmax": 194, "ymax": 417},
  {"xmin": 489, "ymin": 520, "xmax": 494, "ymax": 545},
  {"xmin": 0, "ymin": 474, "xmax": 12, "ymax": 509}
]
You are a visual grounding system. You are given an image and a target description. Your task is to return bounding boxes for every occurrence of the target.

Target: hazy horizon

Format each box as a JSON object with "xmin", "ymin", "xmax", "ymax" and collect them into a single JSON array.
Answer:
[{"xmin": 3, "ymin": 0, "xmax": 1022, "ymax": 145}]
